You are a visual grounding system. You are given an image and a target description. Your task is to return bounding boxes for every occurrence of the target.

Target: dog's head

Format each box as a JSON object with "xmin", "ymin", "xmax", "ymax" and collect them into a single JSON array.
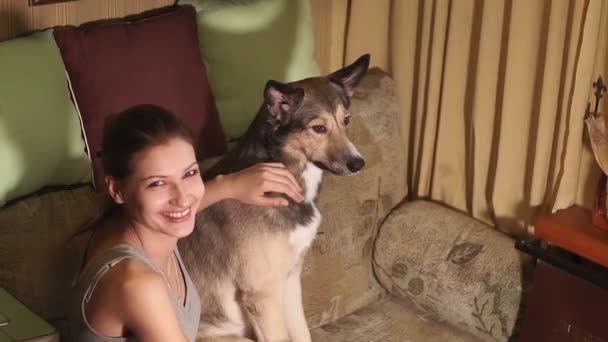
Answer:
[{"xmin": 262, "ymin": 54, "xmax": 370, "ymax": 175}]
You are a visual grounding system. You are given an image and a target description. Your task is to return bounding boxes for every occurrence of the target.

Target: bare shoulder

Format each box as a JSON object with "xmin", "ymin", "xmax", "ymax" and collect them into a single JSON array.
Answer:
[
  {"xmin": 96, "ymin": 258, "xmax": 166, "ymax": 310},
  {"xmin": 87, "ymin": 258, "xmax": 164, "ymax": 317},
  {"xmin": 87, "ymin": 259, "xmax": 187, "ymax": 341}
]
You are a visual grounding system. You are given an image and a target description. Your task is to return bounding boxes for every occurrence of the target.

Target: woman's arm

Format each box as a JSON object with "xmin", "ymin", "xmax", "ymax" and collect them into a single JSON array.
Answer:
[{"xmin": 198, "ymin": 162, "xmax": 304, "ymax": 212}]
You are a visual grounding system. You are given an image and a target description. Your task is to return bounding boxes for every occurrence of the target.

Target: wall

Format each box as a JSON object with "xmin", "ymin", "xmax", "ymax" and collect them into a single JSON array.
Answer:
[{"xmin": 0, "ymin": 0, "xmax": 335, "ymax": 73}]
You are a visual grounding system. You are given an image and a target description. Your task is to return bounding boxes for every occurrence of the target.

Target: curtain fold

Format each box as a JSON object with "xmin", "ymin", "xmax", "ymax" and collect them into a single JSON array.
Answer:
[{"xmin": 320, "ymin": 0, "xmax": 607, "ymax": 237}]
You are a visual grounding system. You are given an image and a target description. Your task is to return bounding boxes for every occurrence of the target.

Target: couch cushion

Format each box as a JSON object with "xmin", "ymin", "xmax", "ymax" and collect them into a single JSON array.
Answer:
[
  {"xmin": 0, "ymin": 186, "xmax": 108, "ymax": 328},
  {"xmin": 311, "ymin": 296, "xmax": 481, "ymax": 342},
  {"xmin": 179, "ymin": 0, "xmax": 320, "ymax": 140},
  {"xmin": 374, "ymin": 200, "xmax": 532, "ymax": 341},
  {"xmin": 0, "ymin": 30, "xmax": 90, "ymax": 206},
  {"xmin": 53, "ymin": 5, "xmax": 227, "ymax": 190},
  {"xmin": 299, "ymin": 69, "xmax": 408, "ymax": 328}
]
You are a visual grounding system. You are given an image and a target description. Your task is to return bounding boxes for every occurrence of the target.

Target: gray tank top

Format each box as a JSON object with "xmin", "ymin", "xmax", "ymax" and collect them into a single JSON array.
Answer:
[{"xmin": 68, "ymin": 243, "xmax": 201, "ymax": 342}]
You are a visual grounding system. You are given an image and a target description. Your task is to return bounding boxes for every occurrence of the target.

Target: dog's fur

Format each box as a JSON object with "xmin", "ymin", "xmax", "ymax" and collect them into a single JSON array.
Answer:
[{"xmin": 179, "ymin": 54, "xmax": 370, "ymax": 342}]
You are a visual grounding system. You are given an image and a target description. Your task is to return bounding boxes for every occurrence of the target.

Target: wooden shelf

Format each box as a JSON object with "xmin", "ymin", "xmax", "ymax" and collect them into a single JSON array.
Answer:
[{"xmin": 535, "ymin": 205, "xmax": 608, "ymax": 268}]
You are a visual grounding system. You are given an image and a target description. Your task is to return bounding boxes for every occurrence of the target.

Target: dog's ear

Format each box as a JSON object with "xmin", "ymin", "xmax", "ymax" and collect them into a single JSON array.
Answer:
[
  {"xmin": 328, "ymin": 54, "xmax": 370, "ymax": 98},
  {"xmin": 264, "ymin": 80, "xmax": 305, "ymax": 124}
]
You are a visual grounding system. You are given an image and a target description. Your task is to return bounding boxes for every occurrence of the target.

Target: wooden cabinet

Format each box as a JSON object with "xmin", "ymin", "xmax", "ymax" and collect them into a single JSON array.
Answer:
[{"xmin": 517, "ymin": 206, "xmax": 608, "ymax": 342}]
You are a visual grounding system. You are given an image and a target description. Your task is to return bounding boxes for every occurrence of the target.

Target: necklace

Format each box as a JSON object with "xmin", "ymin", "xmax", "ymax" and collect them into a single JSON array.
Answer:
[
  {"xmin": 159, "ymin": 253, "xmax": 182, "ymax": 302},
  {"xmin": 127, "ymin": 226, "xmax": 183, "ymax": 302}
]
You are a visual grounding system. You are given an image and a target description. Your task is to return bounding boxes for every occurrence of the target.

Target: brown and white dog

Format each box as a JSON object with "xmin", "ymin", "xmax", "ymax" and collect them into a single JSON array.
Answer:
[{"xmin": 179, "ymin": 54, "xmax": 370, "ymax": 342}]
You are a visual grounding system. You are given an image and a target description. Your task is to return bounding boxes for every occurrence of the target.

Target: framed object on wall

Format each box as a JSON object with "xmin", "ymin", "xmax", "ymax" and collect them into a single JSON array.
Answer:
[{"xmin": 29, "ymin": 0, "xmax": 78, "ymax": 6}]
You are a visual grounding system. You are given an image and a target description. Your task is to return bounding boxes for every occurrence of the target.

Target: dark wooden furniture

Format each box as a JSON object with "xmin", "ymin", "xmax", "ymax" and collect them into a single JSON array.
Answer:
[
  {"xmin": 535, "ymin": 205, "xmax": 608, "ymax": 268},
  {"xmin": 517, "ymin": 206, "xmax": 608, "ymax": 342}
]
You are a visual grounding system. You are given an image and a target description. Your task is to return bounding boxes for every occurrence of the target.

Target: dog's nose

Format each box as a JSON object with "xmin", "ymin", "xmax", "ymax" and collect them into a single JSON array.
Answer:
[{"xmin": 346, "ymin": 157, "xmax": 365, "ymax": 173}]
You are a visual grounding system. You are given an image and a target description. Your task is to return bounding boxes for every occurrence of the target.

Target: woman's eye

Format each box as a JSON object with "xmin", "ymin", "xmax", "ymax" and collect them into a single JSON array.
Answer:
[
  {"xmin": 344, "ymin": 116, "xmax": 351, "ymax": 126},
  {"xmin": 185, "ymin": 169, "xmax": 199, "ymax": 178},
  {"xmin": 312, "ymin": 125, "xmax": 327, "ymax": 134},
  {"xmin": 148, "ymin": 180, "xmax": 164, "ymax": 188}
]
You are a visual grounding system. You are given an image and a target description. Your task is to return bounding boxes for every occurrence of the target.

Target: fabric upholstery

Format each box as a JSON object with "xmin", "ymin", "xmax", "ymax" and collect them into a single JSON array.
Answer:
[
  {"xmin": 0, "ymin": 30, "xmax": 90, "ymax": 206},
  {"xmin": 0, "ymin": 185, "xmax": 108, "ymax": 324},
  {"xmin": 374, "ymin": 200, "xmax": 533, "ymax": 341},
  {"xmin": 311, "ymin": 296, "xmax": 480, "ymax": 342},
  {"xmin": 53, "ymin": 5, "xmax": 227, "ymax": 190},
  {"xmin": 180, "ymin": 0, "xmax": 321, "ymax": 140}
]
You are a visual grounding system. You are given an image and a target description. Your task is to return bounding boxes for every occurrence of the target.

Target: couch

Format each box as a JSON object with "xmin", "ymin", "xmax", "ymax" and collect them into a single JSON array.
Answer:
[
  {"xmin": 0, "ymin": 66, "xmax": 531, "ymax": 341},
  {"xmin": 0, "ymin": 4, "xmax": 531, "ymax": 342}
]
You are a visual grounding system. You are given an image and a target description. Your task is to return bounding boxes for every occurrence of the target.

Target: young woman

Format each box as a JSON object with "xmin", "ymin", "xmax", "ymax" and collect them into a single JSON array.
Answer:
[{"xmin": 68, "ymin": 104, "xmax": 303, "ymax": 341}]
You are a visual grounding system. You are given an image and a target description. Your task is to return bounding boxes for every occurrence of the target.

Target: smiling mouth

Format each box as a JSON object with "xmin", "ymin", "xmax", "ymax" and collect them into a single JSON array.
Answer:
[{"xmin": 162, "ymin": 207, "xmax": 191, "ymax": 221}]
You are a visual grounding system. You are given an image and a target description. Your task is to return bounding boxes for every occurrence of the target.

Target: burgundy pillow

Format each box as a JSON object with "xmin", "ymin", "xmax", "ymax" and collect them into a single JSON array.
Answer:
[{"xmin": 54, "ymin": 5, "xmax": 227, "ymax": 190}]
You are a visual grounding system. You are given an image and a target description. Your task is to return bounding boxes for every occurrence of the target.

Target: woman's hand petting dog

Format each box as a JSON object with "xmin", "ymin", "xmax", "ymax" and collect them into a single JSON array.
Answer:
[
  {"xmin": 198, "ymin": 162, "xmax": 304, "ymax": 212},
  {"xmin": 225, "ymin": 162, "xmax": 304, "ymax": 206}
]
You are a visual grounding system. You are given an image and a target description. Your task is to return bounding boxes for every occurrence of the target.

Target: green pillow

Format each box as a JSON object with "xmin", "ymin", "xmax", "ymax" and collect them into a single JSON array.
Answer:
[
  {"xmin": 0, "ymin": 30, "xmax": 90, "ymax": 206},
  {"xmin": 180, "ymin": 0, "xmax": 321, "ymax": 140}
]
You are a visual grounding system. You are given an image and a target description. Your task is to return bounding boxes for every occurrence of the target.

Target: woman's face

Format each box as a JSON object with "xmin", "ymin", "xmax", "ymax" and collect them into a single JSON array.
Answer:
[{"xmin": 112, "ymin": 137, "xmax": 205, "ymax": 239}]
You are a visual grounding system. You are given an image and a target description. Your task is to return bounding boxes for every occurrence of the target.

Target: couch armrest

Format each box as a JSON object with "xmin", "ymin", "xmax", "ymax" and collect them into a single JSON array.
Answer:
[{"xmin": 373, "ymin": 200, "xmax": 533, "ymax": 341}]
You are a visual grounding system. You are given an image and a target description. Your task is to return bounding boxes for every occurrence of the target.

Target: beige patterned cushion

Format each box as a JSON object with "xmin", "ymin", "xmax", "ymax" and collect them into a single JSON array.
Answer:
[
  {"xmin": 373, "ymin": 200, "xmax": 532, "ymax": 341},
  {"xmin": 0, "ymin": 186, "xmax": 109, "ymax": 325},
  {"xmin": 311, "ymin": 296, "xmax": 481, "ymax": 342}
]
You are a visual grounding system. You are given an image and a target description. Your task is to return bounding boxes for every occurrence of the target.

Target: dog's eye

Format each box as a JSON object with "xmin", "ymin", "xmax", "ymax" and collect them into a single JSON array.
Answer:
[
  {"xmin": 312, "ymin": 125, "xmax": 327, "ymax": 134},
  {"xmin": 344, "ymin": 116, "xmax": 351, "ymax": 126}
]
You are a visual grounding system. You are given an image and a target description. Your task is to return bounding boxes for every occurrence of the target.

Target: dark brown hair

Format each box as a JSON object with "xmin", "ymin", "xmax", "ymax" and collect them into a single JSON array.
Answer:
[{"xmin": 100, "ymin": 104, "xmax": 195, "ymax": 180}]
